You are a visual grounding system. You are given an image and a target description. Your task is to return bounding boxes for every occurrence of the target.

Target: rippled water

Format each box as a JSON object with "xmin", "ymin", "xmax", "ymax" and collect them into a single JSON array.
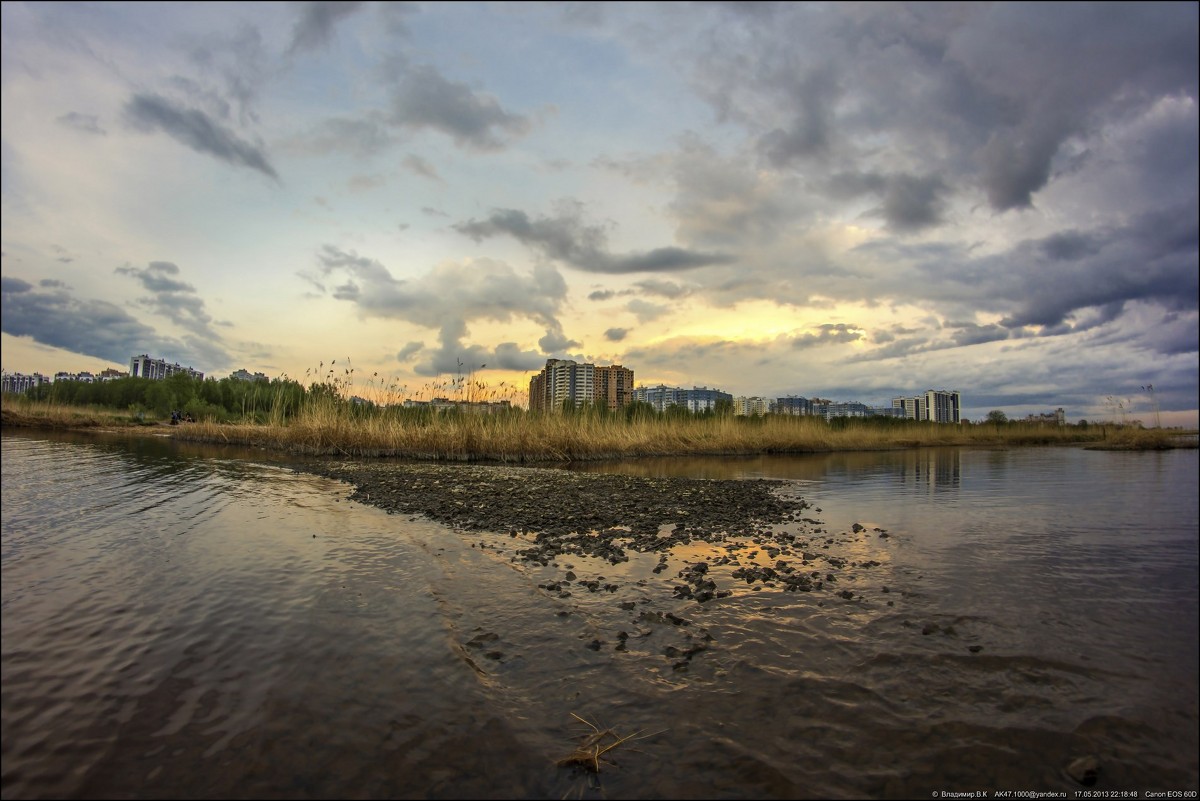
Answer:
[{"xmin": 2, "ymin": 431, "xmax": 1196, "ymax": 799}]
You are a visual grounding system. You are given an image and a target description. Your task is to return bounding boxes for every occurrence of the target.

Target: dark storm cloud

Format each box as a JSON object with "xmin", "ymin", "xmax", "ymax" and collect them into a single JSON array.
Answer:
[
  {"xmin": 995, "ymin": 203, "xmax": 1199, "ymax": 330},
  {"xmin": 847, "ymin": 195, "xmax": 1197, "ymax": 349},
  {"xmin": 454, "ymin": 208, "xmax": 734, "ymax": 274},
  {"xmin": 389, "ymin": 65, "xmax": 531, "ymax": 151},
  {"xmin": 692, "ymin": 3, "xmax": 1197, "ymax": 213},
  {"xmin": 312, "ymin": 245, "xmax": 573, "ymax": 376},
  {"xmin": 56, "ymin": 112, "xmax": 105, "ymax": 135},
  {"xmin": 123, "ymin": 93, "xmax": 279, "ymax": 180},
  {"xmin": 287, "ymin": 1, "xmax": 365, "ymax": 54},
  {"xmin": 1039, "ymin": 231, "xmax": 1102, "ymax": 262},
  {"xmin": 1, "ymin": 275, "xmax": 225, "ymax": 369},
  {"xmin": 958, "ymin": 3, "xmax": 1198, "ymax": 210}
]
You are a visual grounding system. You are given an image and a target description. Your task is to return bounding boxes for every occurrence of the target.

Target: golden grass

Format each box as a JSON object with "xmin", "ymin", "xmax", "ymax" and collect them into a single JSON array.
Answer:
[{"xmin": 170, "ymin": 401, "xmax": 1171, "ymax": 461}]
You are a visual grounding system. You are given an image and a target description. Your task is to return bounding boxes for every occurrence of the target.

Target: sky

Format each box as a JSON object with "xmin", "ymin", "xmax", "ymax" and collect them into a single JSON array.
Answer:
[{"xmin": 2, "ymin": 2, "xmax": 1197, "ymax": 425}]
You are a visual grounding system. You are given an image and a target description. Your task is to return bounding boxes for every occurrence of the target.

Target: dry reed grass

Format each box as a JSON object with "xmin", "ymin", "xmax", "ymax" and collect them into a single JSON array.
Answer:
[
  {"xmin": 556, "ymin": 713, "xmax": 662, "ymax": 774},
  {"xmin": 170, "ymin": 405, "xmax": 1153, "ymax": 461},
  {"xmin": 6, "ymin": 383, "xmax": 1194, "ymax": 459},
  {"xmin": 0, "ymin": 398, "xmax": 146, "ymax": 429}
]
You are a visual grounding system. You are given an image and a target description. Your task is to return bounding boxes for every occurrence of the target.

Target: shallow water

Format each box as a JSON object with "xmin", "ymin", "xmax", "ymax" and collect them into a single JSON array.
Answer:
[{"xmin": 2, "ymin": 431, "xmax": 1197, "ymax": 799}]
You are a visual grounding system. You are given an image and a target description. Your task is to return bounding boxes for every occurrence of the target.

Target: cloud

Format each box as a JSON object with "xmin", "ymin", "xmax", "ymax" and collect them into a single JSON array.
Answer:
[
  {"xmin": 402, "ymin": 153, "xmax": 441, "ymax": 182},
  {"xmin": 115, "ymin": 261, "xmax": 226, "ymax": 342},
  {"xmin": 604, "ymin": 327, "xmax": 629, "ymax": 342},
  {"xmin": 1, "ymin": 275, "xmax": 221, "ymax": 369},
  {"xmin": 454, "ymin": 206, "xmax": 735, "ymax": 274},
  {"xmin": 56, "ymin": 112, "xmax": 105, "ymax": 135},
  {"xmin": 689, "ymin": 2, "xmax": 1199, "ymax": 215},
  {"xmin": 993, "ymin": 204, "xmax": 1199, "ymax": 330},
  {"xmin": 312, "ymin": 245, "xmax": 574, "ymax": 376},
  {"xmin": 946, "ymin": 321, "xmax": 1011, "ymax": 347},
  {"xmin": 757, "ymin": 66, "xmax": 840, "ymax": 166},
  {"xmin": 123, "ymin": 93, "xmax": 279, "ymax": 180},
  {"xmin": 287, "ymin": 1, "xmax": 365, "ymax": 54},
  {"xmin": 1039, "ymin": 231, "xmax": 1102, "ymax": 261},
  {"xmin": 790, "ymin": 323, "xmax": 865, "ymax": 349},
  {"xmin": 396, "ymin": 341, "xmax": 423, "ymax": 362},
  {"xmin": 626, "ymin": 298, "xmax": 668, "ymax": 323},
  {"xmin": 878, "ymin": 174, "xmax": 947, "ymax": 232},
  {"xmin": 635, "ymin": 279, "xmax": 694, "ymax": 299},
  {"xmin": 281, "ymin": 115, "xmax": 396, "ymax": 158},
  {"xmin": 388, "ymin": 65, "xmax": 531, "ymax": 151},
  {"xmin": 538, "ymin": 328, "xmax": 581, "ymax": 353},
  {"xmin": 493, "ymin": 341, "xmax": 549, "ymax": 371}
]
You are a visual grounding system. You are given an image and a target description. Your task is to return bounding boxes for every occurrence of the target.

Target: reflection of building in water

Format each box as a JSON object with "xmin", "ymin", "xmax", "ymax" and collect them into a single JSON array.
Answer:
[{"xmin": 896, "ymin": 448, "xmax": 962, "ymax": 492}]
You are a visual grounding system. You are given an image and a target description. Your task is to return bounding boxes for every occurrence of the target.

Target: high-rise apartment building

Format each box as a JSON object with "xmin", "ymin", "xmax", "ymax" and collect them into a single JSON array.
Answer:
[
  {"xmin": 594, "ymin": 365, "xmax": 634, "ymax": 410},
  {"xmin": 529, "ymin": 359, "xmax": 633, "ymax": 411},
  {"xmin": 893, "ymin": 390, "xmax": 961, "ymax": 423},
  {"xmin": 924, "ymin": 389, "xmax": 961, "ymax": 424},
  {"xmin": 1, "ymin": 372, "xmax": 50, "ymax": 394},
  {"xmin": 129, "ymin": 354, "xmax": 204, "ymax": 381}
]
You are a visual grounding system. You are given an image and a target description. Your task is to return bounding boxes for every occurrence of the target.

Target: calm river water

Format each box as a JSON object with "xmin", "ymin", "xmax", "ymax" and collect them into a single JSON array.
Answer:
[{"xmin": 2, "ymin": 430, "xmax": 1196, "ymax": 799}]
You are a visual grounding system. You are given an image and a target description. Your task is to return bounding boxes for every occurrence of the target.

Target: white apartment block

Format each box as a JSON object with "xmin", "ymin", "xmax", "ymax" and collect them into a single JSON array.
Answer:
[
  {"xmin": 129, "ymin": 354, "xmax": 204, "ymax": 381},
  {"xmin": 1, "ymin": 372, "xmax": 50, "ymax": 394},
  {"xmin": 633, "ymin": 384, "xmax": 732, "ymax": 413},
  {"xmin": 893, "ymin": 390, "xmax": 961, "ymax": 423}
]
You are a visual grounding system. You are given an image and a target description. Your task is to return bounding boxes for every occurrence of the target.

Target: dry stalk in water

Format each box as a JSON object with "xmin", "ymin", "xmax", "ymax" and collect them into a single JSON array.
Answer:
[{"xmin": 556, "ymin": 713, "xmax": 662, "ymax": 773}]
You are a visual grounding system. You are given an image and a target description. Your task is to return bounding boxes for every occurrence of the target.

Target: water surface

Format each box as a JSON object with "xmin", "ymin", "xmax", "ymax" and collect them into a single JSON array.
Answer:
[{"xmin": 2, "ymin": 431, "xmax": 1196, "ymax": 798}]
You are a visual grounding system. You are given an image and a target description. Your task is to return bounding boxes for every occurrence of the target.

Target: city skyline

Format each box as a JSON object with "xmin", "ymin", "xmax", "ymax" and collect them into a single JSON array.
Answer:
[{"xmin": 2, "ymin": 3, "xmax": 1197, "ymax": 426}]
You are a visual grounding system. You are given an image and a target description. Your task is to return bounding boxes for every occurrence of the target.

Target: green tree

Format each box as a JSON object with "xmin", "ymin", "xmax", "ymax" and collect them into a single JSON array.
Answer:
[{"xmin": 985, "ymin": 410, "xmax": 1009, "ymax": 424}]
